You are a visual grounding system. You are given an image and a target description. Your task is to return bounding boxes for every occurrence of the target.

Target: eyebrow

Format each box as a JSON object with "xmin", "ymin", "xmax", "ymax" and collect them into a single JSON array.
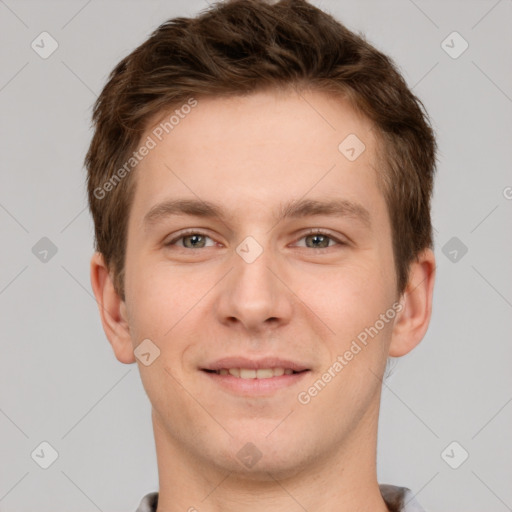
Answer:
[{"xmin": 143, "ymin": 197, "xmax": 372, "ymax": 230}]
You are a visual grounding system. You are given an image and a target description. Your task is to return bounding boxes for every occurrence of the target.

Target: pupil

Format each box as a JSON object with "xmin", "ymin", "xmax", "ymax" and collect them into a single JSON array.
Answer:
[
  {"xmin": 310, "ymin": 234, "xmax": 328, "ymax": 248},
  {"xmin": 186, "ymin": 235, "xmax": 204, "ymax": 248}
]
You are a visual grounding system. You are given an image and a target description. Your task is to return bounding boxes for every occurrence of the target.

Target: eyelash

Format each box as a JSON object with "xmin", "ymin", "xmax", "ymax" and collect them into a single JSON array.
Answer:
[{"xmin": 165, "ymin": 228, "xmax": 347, "ymax": 250}]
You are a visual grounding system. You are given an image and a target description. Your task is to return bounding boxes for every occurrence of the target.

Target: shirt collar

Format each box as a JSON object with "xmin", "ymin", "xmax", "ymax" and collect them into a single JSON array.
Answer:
[{"xmin": 135, "ymin": 484, "xmax": 426, "ymax": 512}]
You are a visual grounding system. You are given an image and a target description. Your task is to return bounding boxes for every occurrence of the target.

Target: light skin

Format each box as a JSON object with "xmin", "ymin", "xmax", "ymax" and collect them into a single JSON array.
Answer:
[{"xmin": 91, "ymin": 88, "xmax": 435, "ymax": 512}]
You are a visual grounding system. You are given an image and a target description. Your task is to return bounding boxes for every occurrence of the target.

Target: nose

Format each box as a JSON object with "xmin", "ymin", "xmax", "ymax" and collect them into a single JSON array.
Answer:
[{"xmin": 213, "ymin": 236, "xmax": 294, "ymax": 333}]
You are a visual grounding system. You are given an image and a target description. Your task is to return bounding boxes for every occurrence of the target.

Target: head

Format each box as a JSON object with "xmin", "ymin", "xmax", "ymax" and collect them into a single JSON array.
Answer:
[{"xmin": 87, "ymin": 0, "xmax": 436, "ymax": 480}]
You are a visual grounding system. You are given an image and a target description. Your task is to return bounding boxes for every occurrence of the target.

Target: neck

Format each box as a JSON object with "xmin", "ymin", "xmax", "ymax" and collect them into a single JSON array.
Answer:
[{"xmin": 152, "ymin": 400, "xmax": 390, "ymax": 512}]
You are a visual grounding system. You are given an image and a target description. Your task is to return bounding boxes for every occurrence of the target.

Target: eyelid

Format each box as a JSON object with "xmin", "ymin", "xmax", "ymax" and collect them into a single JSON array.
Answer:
[{"xmin": 165, "ymin": 228, "xmax": 348, "ymax": 248}]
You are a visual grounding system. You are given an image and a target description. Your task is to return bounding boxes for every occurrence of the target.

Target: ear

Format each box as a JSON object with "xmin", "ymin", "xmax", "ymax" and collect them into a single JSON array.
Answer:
[
  {"xmin": 389, "ymin": 248, "xmax": 436, "ymax": 357},
  {"xmin": 90, "ymin": 252, "xmax": 135, "ymax": 364}
]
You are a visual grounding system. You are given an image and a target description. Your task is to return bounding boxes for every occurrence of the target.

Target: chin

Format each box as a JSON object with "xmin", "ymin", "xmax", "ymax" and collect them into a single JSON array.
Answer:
[{"xmin": 205, "ymin": 429, "xmax": 317, "ymax": 481}]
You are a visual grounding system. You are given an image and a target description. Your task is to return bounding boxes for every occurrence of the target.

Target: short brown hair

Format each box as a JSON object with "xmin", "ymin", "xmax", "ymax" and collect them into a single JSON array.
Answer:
[{"xmin": 85, "ymin": 0, "xmax": 437, "ymax": 301}]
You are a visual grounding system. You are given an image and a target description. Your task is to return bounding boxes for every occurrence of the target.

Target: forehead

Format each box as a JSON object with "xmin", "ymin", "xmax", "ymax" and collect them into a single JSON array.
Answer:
[
  {"xmin": 145, "ymin": 88, "xmax": 376, "ymax": 153},
  {"xmin": 130, "ymin": 89, "xmax": 385, "ymax": 227}
]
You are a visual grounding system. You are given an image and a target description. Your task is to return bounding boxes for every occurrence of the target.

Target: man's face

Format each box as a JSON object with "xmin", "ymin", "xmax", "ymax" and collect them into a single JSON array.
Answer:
[{"xmin": 122, "ymin": 89, "xmax": 400, "ymax": 476}]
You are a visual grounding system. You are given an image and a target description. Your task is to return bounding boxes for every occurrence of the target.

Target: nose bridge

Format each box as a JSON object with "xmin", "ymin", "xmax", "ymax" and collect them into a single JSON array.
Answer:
[
  {"xmin": 215, "ymin": 233, "xmax": 292, "ymax": 329},
  {"xmin": 233, "ymin": 234, "xmax": 277, "ymax": 304}
]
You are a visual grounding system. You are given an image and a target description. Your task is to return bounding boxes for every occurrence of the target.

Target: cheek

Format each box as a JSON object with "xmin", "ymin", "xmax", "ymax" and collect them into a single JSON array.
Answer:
[
  {"xmin": 302, "ymin": 257, "xmax": 387, "ymax": 319},
  {"xmin": 125, "ymin": 258, "xmax": 179, "ymax": 340},
  {"xmin": 126, "ymin": 257, "xmax": 221, "ymax": 347},
  {"xmin": 302, "ymin": 258, "xmax": 395, "ymax": 361}
]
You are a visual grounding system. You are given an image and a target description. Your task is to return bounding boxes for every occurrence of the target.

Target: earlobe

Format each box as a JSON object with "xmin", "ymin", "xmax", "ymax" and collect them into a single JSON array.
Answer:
[
  {"xmin": 388, "ymin": 249, "xmax": 436, "ymax": 357},
  {"xmin": 90, "ymin": 252, "xmax": 136, "ymax": 364}
]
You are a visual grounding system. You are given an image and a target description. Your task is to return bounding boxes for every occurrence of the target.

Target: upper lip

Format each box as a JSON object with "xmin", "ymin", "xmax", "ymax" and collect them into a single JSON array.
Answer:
[{"xmin": 201, "ymin": 356, "xmax": 310, "ymax": 372}]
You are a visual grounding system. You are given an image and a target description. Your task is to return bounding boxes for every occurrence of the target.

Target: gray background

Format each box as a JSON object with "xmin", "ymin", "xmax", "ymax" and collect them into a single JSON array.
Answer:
[{"xmin": 1, "ymin": 0, "xmax": 511, "ymax": 510}]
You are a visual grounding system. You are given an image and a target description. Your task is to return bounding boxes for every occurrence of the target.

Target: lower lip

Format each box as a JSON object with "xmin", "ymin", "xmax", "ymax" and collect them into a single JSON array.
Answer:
[{"xmin": 201, "ymin": 370, "xmax": 310, "ymax": 396}]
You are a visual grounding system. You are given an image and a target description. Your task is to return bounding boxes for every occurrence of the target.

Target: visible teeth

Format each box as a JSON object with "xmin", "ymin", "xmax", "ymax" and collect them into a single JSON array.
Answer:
[
  {"xmin": 217, "ymin": 368, "xmax": 297, "ymax": 379},
  {"xmin": 256, "ymin": 368, "xmax": 274, "ymax": 379}
]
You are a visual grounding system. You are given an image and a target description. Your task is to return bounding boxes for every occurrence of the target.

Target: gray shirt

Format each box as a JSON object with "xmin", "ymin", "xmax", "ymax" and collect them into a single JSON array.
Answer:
[{"xmin": 135, "ymin": 484, "xmax": 426, "ymax": 512}]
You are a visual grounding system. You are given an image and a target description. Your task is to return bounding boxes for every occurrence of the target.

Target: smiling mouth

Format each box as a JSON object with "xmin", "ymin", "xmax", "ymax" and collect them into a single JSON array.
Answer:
[{"xmin": 202, "ymin": 368, "xmax": 308, "ymax": 379}]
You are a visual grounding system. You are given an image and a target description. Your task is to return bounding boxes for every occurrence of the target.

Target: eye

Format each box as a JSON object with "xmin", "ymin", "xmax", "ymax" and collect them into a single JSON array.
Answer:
[
  {"xmin": 293, "ymin": 229, "xmax": 346, "ymax": 249},
  {"xmin": 165, "ymin": 230, "xmax": 216, "ymax": 249},
  {"xmin": 165, "ymin": 229, "xmax": 346, "ymax": 250}
]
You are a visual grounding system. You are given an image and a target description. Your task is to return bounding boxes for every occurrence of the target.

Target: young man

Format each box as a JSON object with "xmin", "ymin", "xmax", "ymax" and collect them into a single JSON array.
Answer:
[{"xmin": 86, "ymin": 0, "xmax": 437, "ymax": 510}]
